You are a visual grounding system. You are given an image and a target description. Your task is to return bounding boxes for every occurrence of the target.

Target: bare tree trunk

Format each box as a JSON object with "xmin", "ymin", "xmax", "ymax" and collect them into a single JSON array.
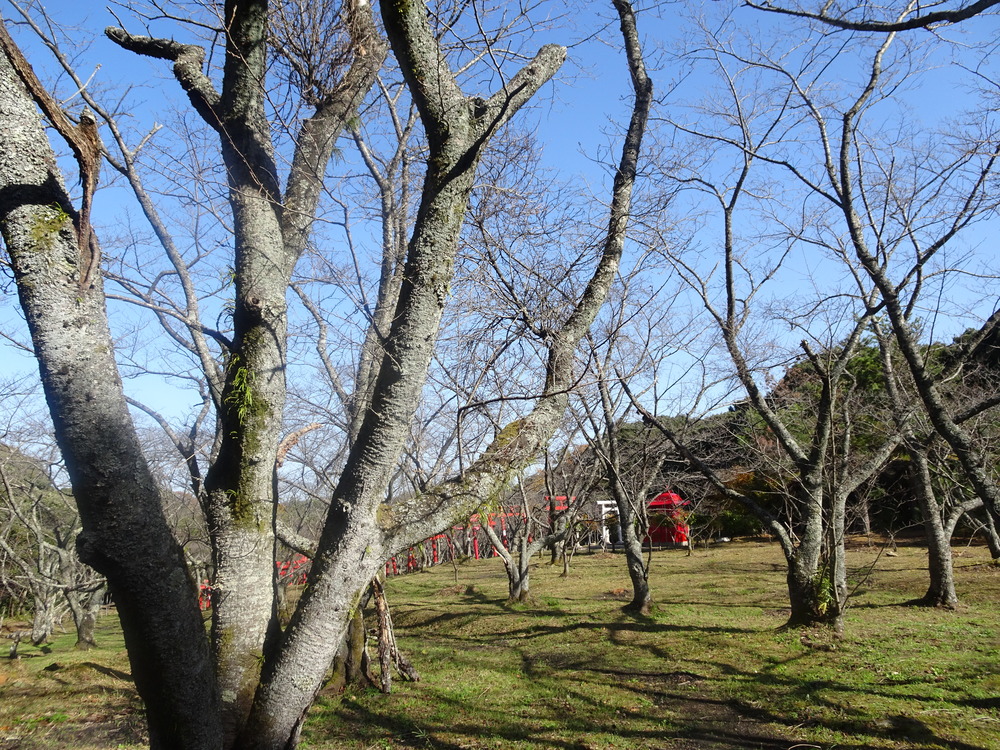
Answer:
[
  {"xmin": 484, "ymin": 521, "xmax": 530, "ymax": 602},
  {"xmin": 909, "ymin": 446, "xmax": 959, "ymax": 608},
  {"xmin": 589, "ymin": 361, "xmax": 654, "ymax": 616},
  {"xmin": 855, "ymin": 494, "xmax": 873, "ymax": 540},
  {"xmin": 548, "ymin": 497, "xmax": 565, "ymax": 564},
  {"xmin": 617, "ymin": 495, "xmax": 651, "ymax": 616},
  {"xmin": 66, "ymin": 583, "xmax": 105, "ymax": 650},
  {"xmin": 967, "ymin": 507, "xmax": 1000, "ymax": 561},
  {"xmin": 783, "ymin": 483, "xmax": 830, "ymax": 627},
  {"xmin": 0, "ymin": 46, "xmax": 221, "ymax": 750},
  {"xmin": 30, "ymin": 597, "xmax": 56, "ymax": 645},
  {"xmin": 75, "ymin": 590, "xmax": 103, "ymax": 651}
]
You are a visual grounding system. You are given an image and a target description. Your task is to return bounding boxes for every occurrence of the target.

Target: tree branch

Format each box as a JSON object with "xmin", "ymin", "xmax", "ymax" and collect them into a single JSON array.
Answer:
[
  {"xmin": 104, "ymin": 28, "xmax": 223, "ymax": 130},
  {"xmin": 746, "ymin": 0, "xmax": 1000, "ymax": 31}
]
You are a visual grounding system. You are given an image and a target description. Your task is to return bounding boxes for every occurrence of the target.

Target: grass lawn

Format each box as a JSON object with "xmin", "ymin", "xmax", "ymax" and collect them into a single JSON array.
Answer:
[{"xmin": 2, "ymin": 539, "xmax": 998, "ymax": 749}]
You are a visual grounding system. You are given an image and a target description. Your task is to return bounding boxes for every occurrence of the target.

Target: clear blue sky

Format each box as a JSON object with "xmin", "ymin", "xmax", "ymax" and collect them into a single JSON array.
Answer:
[{"xmin": 2, "ymin": 0, "xmax": 998, "ymax": 426}]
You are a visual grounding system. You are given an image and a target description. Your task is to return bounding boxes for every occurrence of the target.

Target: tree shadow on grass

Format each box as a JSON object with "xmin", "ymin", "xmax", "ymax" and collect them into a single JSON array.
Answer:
[
  {"xmin": 656, "ymin": 655, "xmax": 997, "ymax": 750},
  {"xmin": 501, "ymin": 620, "xmax": 758, "ymax": 642},
  {"xmin": 82, "ymin": 662, "xmax": 132, "ymax": 681},
  {"xmin": 323, "ymin": 688, "xmax": 793, "ymax": 749},
  {"xmin": 310, "ymin": 642, "xmax": 996, "ymax": 750}
]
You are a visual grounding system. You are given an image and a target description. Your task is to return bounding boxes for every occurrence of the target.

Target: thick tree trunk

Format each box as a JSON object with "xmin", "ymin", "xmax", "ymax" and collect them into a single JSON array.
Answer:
[
  {"xmin": 783, "ymin": 486, "xmax": 832, "ymax": 628},
  {"xmin": 786, "ymin": 571, "xmax": 814, "ymax": 626},
  {"xmin": 73, "ymin": 592, "xmax": 101, "ymax": 651},
  {"xmin": 785, "ymin": 562, "xmax": 826, "ymax": 627},
  {"xmin": 30, "ymin": 599, "xmax": 56, "ymax": 646},
  {"xmin": 66, "ymin": 583, "xmax": 104, "ymax": 650},
  {"xmin": 198, "ymin": 2, "xmax": 299, "ymax": 735},
  {"xmin": 0, "ymin": 48, "xmax": 221, "ymax": 750},
  {"xmin": 910, "ymin": 448, "xmax": 959, "ymax": 608}
]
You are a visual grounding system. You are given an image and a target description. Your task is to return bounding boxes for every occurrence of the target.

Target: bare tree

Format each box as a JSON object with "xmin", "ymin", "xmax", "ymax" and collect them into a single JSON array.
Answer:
[
  {"xmin": 748, "ymin": 0, "xmax": 1000, "ymax": 538},
  {"xmin": 871, "ymin": 318, "xmax": 998, "ymax": 606},
  {"xmin": 655, "ymin": 0, "xmax": 998, "ymax": 626},
  {"xmin": 578, "ymin": 347, "xmax": 667, "ymax": 616},
  {"xmin": 482, "ymin": 442, "xmax": 594, "ymax": 602},
  {"xmin": 0, "ymin": 2, "xmax": 652, "ymax": 749},
  {"xmin": 0, "ymin": 405, "xmax": 107, "ymax": 648}
]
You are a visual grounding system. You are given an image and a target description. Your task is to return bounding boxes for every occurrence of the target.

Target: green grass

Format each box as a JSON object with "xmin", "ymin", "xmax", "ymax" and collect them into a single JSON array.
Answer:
[
  {"xmin": 2, "ymin": 540, "xmax": 998, "ymax": 749},
  {"xmin": 0, "ymin": 616, "xmax": 146, "ymax": 749},
  {"xmin": 308, "ymin": 541, "xmax": 1000, "ymax": 750}
]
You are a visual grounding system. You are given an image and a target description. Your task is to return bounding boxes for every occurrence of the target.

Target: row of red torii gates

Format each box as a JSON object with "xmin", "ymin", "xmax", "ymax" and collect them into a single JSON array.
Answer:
[{"xmin": 198, "ymin": 493, "xmax": 689, "ymax": 607}]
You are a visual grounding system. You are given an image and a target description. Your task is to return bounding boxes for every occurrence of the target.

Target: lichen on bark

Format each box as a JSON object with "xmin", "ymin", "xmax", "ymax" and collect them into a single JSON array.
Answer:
[{"xmin": 28, "ymin": 203, "xmax": 71, "ymax": 250}]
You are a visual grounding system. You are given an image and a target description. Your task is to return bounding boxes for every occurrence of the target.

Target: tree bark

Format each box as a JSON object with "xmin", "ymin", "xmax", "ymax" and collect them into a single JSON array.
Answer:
[
  {"xmin": 827, "ymin": 490, "xmax": 848, "ymax": 634},
  {"xmin": 0, "ymin": 46, "xmax": 222, "ymax": 750},
  {"xmin": 484, "ymin": 521, "xmax": 534, "ymax": 603},
  {"xmin": 620, "ymin": 508, "xmax": 651, "ymax": 616},
  {"xmin": 783, "ymin": 505, "xmax": 828, "ymax": 628},
  {"xmin": 237, "ymin": 4, "xmax": 568, "ymax": 745},
  {"xmin": 968, "ymin": 507, "xmax": 1000, "ymax": 561},
  {"xmin": 30, "ymin": 599, "xmax": 56, "ymax": 646},
  {"xmin": 108, "ymin": 2, "xmax": 388, "ymax": 742},
  {"xmin": 909, "ymin": 446, "xmax": 959, "ymax": 608},
  {"xmin": 69, "ymin": 584, "xmax": 104, "ymax": 650}
]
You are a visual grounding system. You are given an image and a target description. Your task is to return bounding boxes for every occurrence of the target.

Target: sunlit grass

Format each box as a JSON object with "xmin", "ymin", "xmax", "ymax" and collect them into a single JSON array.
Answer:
[
  {"xmin": 0, "ymin": 616, "xmax": 145, "ymax": 749},
  {"xmin": 308, "ymin": 540, "xmax": 1000, "ymax": 750},
  {"xmin": 1, "ymin": 540, "xmax": 998, "ymax": 749}
]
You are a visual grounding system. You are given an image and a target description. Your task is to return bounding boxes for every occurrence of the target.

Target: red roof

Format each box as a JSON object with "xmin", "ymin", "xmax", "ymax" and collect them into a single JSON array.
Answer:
[{"xmin": 649, "ymin": 491, "xmax": 687, "ymax": 509}]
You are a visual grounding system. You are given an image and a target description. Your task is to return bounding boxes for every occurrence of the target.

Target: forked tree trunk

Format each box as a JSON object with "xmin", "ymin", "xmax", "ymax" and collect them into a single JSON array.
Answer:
[
  {"xmin": 237, "ymin": 5, "xmax": 570, "ymax": 742},
  {"xmin": 484, "ymin": 522, "xmax": 532, "ymax": 603},
  {"xmin": 73, "ymin": 603, "xmax": 99, "ymax": 651},
  {"xmin": 783, "ymin": 486, "xmax": 834, "ymax": 628},
  {"xmin": 104, "ymin": 2, "xmax": 388, "ymax": 743},
  {"xmin": 66, "ymin": 583, "xmax": 105, "ymax": 650}
]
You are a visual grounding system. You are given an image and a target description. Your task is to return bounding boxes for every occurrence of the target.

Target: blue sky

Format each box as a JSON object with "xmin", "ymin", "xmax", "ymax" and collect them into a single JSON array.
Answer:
[{"xmin": 2, "ymin": 0, "xmax": 999, "ymax": 428}]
